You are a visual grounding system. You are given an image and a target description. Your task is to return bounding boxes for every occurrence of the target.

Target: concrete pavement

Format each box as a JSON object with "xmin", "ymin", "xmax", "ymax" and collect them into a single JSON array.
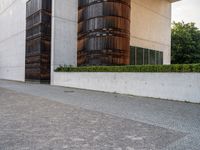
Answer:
[{"xmin": 0, "ymin": 80, "xmax": 200, "ymax": 150}]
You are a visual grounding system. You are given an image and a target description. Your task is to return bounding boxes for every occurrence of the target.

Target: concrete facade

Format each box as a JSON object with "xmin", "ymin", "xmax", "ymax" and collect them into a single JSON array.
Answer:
[
  {"xmin": 0, "ymin": 0, "xmax": 28, "ymax": 81},
  {"xmin": 51, "ymin": 0, "xmax": 78, "ymax": 69},
  {"xmin": 51, "ymin": 0, "xmax": 78, "ymax": 83},
  {"xmin": 52, "ymin": 72, "xmax": 200, "ymax": 103},
  {"xmin": 130, "ymin": 0, "xmax": 172, "ymax": 64},
  {"xmin": 0, "ymin": 0, "xmax": 179, "ymax": 82}
]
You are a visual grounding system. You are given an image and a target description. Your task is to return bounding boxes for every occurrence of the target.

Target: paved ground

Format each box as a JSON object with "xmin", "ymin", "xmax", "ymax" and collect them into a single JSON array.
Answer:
[{"xmin": 0, "ymin": 80, "xmax": 200, "ymax": 150}]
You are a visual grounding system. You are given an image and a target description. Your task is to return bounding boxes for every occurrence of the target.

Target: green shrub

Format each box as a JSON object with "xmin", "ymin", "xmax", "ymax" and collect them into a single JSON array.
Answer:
[{"xmin": 55, "ymin": 64, "xmax": 200, "ymax": 73}]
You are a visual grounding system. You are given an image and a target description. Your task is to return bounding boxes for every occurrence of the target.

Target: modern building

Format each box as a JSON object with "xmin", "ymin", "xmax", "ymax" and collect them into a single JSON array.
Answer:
[{"xmin": 0, "ymin": 0, "xmax": 180, "ymax": 83}]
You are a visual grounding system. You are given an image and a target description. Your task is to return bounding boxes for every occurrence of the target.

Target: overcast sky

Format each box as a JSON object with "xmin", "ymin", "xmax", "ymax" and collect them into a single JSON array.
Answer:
[{"xmin": 172, "ymin": 0, "xmax": 200, "ymax": 28}]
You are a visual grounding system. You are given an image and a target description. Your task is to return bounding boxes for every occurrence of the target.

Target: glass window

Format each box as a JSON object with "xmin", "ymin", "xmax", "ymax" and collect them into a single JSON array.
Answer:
[
  {"xmin": 156, "ymin": 51, "xmax": 160, "ymax": 65},
  {"xmin": 144, "ymin": 49, "xmax": 149, "ymax": 65},
  {"xmin": 160, "ymin": 52, "xmax": 163, "ymax": 64},
  {"xmin": 130, "ymin": 46, "xmax": 135, "ymax": 65},
  {"xmin": 150, "ymin": 50, "xmax": 156, "ymax": 65},
  {"xmin": 130, "ymin": 46, "xmax": 163, "ymax": 65},
  {"xmin": 136, "ymin": 47, "xmax": 143, "ymax": 65}
]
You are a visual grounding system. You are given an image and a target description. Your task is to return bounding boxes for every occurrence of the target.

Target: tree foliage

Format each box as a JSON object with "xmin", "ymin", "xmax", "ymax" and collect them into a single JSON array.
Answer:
[{"xmin": 171, "ymin": 22, "xmax": 200, "ymax": 64}]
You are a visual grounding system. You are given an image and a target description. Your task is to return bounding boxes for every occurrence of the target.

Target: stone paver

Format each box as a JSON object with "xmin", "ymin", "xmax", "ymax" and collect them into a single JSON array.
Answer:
[
  {"xmin": 0, "ymin": 88, "xmax": 185, "ymax": 150},
  {"xmin": 0, "ymin": 80, "xmax": 200, "ymax": 150}
]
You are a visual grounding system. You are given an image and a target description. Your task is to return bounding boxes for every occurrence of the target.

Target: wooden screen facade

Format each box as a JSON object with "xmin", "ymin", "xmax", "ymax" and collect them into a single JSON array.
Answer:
[
  {"xmin": 78, "ymin": 0, "xmax": 131, "ymax": 66},
  {"xmin": 26, "ymin": 0, "xmax": 52, "ymax": 83}
]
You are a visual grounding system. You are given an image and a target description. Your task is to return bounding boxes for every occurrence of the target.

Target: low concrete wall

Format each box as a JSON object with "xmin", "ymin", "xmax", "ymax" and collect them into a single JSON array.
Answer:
[{"xmin": 52, "ymin": 72, "xmax": 200, "ymax": 103}]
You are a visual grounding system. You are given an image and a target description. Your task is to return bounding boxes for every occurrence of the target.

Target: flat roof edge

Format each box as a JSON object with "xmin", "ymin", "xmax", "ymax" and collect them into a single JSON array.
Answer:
[{"xmin": 170, "ymin": 0, "xmax": 181, "ymax": 3}]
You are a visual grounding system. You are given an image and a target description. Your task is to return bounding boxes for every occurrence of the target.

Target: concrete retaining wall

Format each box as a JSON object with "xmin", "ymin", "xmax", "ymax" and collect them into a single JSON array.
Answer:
[{"xmin": 52, "ymin": 72, "xmax": 200, "ymax": 103}]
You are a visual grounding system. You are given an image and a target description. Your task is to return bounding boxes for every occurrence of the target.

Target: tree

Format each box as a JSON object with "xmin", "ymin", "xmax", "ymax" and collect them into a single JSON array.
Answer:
[{"xmin": 171, "ymin": 22, "xmax": 200, "ymax": 64}]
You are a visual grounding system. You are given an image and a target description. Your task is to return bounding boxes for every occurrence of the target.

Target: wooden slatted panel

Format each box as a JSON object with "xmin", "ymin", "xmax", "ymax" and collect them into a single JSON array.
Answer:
[
  {"xmin": 78, "ymin": 0, "xmax": 131, "ymax": 66},
  {"xmin": 25, "ymin": 0, "xmax": 51, "ymax": 83}
]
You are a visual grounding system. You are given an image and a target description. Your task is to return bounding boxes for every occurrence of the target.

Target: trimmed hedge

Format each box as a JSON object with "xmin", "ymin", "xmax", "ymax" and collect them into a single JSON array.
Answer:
[{"xmin": 55, "ymin": 64, "xmax": 200, "ymax": 73}]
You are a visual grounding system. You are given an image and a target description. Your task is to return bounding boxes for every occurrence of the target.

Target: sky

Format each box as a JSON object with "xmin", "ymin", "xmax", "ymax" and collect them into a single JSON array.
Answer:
[{"xmin": 172, "ymin": 0, "xmax": 200, "ymax": 28}]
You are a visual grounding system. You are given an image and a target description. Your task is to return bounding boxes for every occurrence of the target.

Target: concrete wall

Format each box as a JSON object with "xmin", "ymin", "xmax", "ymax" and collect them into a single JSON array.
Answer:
[
  {"xmin": 130, "ymin": 0, "xmax": 172, "ymax": 64},
  {"xmin": 51, "ymin": 0, "xmax": 78, "ymax": 83},
  {"xmin": 52, "ymin": 72, "xmax": 200, "ymax": 103},
  {"xmin": 51, "ymin": 0, "xmax": 78, "ymax": 75},
  {"xmin": 0, "ymin": 0, "xmax": 28, "ymax": 81}
]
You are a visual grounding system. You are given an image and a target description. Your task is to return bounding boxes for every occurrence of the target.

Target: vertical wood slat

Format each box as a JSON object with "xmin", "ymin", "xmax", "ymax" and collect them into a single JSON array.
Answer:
[
  {"xmin": 25, "ymin": 0, "xmax": 52, "ymax": 83},
  {"xmin": 78, "ymin": 0, "xmax": 131, "ymax": 66}
]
